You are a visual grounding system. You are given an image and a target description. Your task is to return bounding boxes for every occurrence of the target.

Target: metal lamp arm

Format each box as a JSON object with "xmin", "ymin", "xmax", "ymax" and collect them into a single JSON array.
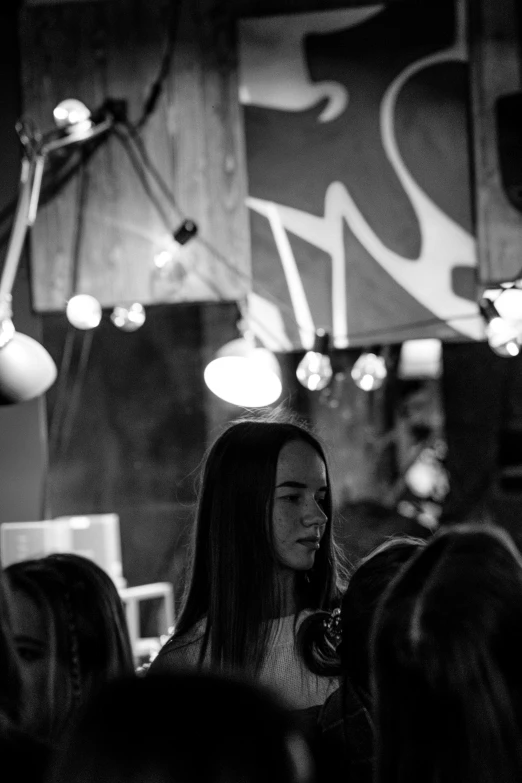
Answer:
[
  {"xmin": 0, "ymin": 112, "xmax": 115, "ymax": 319},
  {"xmin": 0, "ymin": 154, "xmax": 40, "ymax": 314}
]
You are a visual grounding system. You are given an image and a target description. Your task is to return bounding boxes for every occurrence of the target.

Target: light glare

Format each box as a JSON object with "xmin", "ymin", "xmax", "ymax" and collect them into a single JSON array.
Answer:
[{"xmin": 204, "ymin": 353, "xmax": 282, "ymax": 407}]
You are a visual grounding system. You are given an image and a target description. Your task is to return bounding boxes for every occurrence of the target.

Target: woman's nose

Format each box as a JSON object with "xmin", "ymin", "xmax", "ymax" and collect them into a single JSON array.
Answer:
[{"xmin": 303, "ymin": 499, "xmax": 328, "ymax": 526}]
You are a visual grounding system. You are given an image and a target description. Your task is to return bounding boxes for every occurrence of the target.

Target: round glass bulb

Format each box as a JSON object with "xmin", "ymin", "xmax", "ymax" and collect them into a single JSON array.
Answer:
[
  {"xmin": 66, "ymin": 294, "xmax": 102, "ymax": 330},
  {"xmin": 53, "ymin": 99, "xmax": 91, "ymax": 128},
  {"xmin": 296, "ymin": 350, "xmax": 333, "ymax": 391},
  {"xmin": 486, "ymin": 316, "xmax": 520, "ymax": 358},
  {"xmin": 351, "ymin": 352, "xmax": 387, "ymax": 391},
  {"xmin": 110, "ymin": 303, "xmax": 146, "ymax": 332}
]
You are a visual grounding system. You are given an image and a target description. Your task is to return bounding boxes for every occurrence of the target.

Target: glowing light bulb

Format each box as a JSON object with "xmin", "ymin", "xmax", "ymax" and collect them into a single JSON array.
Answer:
[
  {"xmin": 486, "ymin": 316, "xmax": 520, "ymax": 357},
  {"xmin": 480, "ymin": 297, "xmax": 521, "ymax": 358},
  {"xmin": 110, "ymin": 303, "xmax": 146, "ymax": 332},
  {"xmin": 351, "ymin": 352, "xmax": 387, "ymax": 391},
  {"xmin": 296, "ymin": 329, "xmax": 333, "ymax": 391},
  {"xmin": 66, "ymin": 294, "xmax": 102, "ymax": 330},
  {"xmin": 53, "ymin": 99, "xmax": 93, "ymax": 136},
  {"xmin": 296, "ymin": 351, "xmax": 333, "ymax": 391},
  {"xmin": 154, "ymin": 248, "xmax": 179, "ymax": 271}
]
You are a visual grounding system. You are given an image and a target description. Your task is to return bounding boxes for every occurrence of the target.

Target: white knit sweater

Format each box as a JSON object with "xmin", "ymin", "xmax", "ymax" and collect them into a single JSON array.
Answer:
[{"xmin": 149, "ymin": 611, "xmax": 338, "ymax": 710}]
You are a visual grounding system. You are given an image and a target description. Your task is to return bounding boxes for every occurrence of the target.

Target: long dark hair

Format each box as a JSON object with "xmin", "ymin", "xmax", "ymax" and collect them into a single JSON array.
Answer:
[
  {"xmin": 299, "ymin": 537, "xmax": 425, "ymax": 701},
  {"xmin": 0, "ymin": 569, "xmax": 22, "ymax": 723},
  {"xmin": 172, "ymin": 413, "xmax": 344, "ymax": 675},
  {"xmin": 373, "ymin": 524, "xmax": 522, "ymax": 783},
  {"xmin": 6, "ymin": 553, "xmax": 134, "ymax": 739}
]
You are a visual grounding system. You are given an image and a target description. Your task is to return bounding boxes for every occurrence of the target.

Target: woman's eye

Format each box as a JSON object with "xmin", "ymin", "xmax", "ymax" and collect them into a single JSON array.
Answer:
[
  {"xmin": 17, "ymin": 646, "xmax": 45, "ymax": 663},
  {"xmin": 281, "ymin": 495, "xmax": 300, "ymax": 503}
]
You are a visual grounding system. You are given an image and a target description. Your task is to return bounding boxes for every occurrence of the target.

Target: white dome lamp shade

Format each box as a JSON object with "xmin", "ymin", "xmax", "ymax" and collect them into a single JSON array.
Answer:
[
  {"xmin": 0, "ymin": 310, "xmax": 57, "ymax": 405},
  {"xmin": 204, "ymin": 333, "xmax": 282, "ymax": 408}
]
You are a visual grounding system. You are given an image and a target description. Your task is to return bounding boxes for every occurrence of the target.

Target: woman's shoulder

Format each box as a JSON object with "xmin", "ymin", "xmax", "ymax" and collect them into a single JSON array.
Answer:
[{"xmin": 147, "ymin": 619, "xmax": 206, "ymax": 674}]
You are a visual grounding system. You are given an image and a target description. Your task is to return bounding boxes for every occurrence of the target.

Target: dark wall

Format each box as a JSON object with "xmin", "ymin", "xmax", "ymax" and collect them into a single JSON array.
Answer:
[{"xmin": 0, "ymin": 3, "xmax": 48, "ymax": 525}]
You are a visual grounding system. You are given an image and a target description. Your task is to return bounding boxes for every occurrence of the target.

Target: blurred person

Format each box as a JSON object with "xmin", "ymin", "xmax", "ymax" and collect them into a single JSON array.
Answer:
[
  {"xmin": 0, "ymin": 566, "xmax": 23, "ymax": 723},
  {"xmin": 47, "ymin": 671, "xmax": 314, "ymax": 783},
  {"xmin": 149, "ymin": 413, "xmax": 346, "ymax": 709},
  {"xmin": 0, "ymin": 567, "xmax": 50, "ymax": 782},
  {"xmin": 373, "ymin": 523, "xmax": 522, "ymax": 783},
  {"xmin": 6, "ymin": 553, "xmax": 134, "ymax": 741},
  {"xmin": 299, "ymin": 536, "xmax": 425, "ymax": 782}
]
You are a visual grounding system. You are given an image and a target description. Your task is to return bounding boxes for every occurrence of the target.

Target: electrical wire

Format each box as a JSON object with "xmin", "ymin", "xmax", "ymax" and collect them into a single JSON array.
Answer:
[{"xmin": 131, "ymin": 0, "xmax": 183, "ymax": 133}]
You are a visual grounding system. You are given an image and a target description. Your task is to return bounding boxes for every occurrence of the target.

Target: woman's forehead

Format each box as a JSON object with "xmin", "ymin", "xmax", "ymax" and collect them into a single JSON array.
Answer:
[{"xmin": 276, "ymin": 440, "xmax": 327, "ymax": 485}]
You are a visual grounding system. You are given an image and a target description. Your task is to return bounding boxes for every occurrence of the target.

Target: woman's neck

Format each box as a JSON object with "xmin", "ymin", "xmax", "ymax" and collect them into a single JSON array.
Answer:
[{"xmin": 273, "ymin": 568, "xmax": 298, "ymax": 617}]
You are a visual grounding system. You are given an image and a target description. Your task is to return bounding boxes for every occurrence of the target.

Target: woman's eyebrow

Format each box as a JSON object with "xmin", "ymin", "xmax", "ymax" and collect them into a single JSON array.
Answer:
[{"xmin": 276, "ymin": 481, "xmax": 328, "ymax": 490}]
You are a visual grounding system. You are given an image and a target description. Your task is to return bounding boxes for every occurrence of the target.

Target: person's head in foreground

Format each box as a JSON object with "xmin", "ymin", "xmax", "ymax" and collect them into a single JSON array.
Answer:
[
  {"xmin": 48, "ymin": 671, "xmax": 314, "ymax": 783},
  {"xmin": 373, "ymin": 523, "xmax": 522, "ymax": 783},
  {"xmin": 6, "ymin": 553, "xmax": 134, "ymax": 740}
]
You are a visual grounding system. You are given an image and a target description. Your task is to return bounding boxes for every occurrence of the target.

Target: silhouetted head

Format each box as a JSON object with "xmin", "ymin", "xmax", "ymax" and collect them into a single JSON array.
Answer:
[
  {"xmin": 49, "ymin": 672, "xmax": 314, "ymax": 783},
  {"xmin": 373, "ymin": 524, "xmax": 522, "ymax": 783},
  {"xmin": 6, "ymin": 553, "xmax": 134, "ymax": 740},
  {"xmin": 338, "ymin": 536, "xmax": 425, "ymax": 701}
]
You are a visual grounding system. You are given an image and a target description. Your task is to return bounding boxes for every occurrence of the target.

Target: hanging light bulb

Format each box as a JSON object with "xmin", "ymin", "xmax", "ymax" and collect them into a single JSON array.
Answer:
[
  {"xmin": 153, "ymin": 219, "xmax": 198, "ymax": 274},
  {"xmin": 351, "ymin": 351, "xmax": 387, "ymax": 391},
  {"xmin": 204, "ymin": 329, "xmax": 282, "ymax": 408},
  {"xmin": 479, "ymin": 297, "xmax": 520, "ymax": 358},
  {"xmin": 53, "ymin": 99, "xmax": 93, "ymax": 138},
  {"xmin": 66, "ymin": 294, "xmax": 102, "ymax": 330},
  {"xmin": 296, "ymin": 329, "xmax": 333, "ymax": 391},
  {"xmin": 110, "ymin": 303, "xmax": 146, "ymax": 332}
]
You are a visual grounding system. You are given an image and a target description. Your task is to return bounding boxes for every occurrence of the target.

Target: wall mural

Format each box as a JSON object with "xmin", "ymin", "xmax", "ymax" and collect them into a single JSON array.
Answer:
[{"xmin": 238, "ymin": 0, "xmax": 484, "ymax": 351}]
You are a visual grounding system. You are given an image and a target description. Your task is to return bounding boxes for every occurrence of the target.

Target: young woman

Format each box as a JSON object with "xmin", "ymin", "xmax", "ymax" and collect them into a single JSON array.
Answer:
[
  {"xmin": 148, "ymin": 414, "xmax": 346, "ymax": 709},
  {"xmin": 5, "ymin": 553, "xmax": 134, "ymax": 741},
  {"xmin": 373, "ymin": 524, "xmax": 522, "ymax": 783}
]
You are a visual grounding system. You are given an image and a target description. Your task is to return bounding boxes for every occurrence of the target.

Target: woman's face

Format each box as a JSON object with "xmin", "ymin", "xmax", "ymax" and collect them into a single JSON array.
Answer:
[
  {"xmin": 9, "ymin": 586, "xmax": 52, "ymax": 735},
  {"xmin": 272, "ymin": 439, "xmax": 329, "ymax": 573}
]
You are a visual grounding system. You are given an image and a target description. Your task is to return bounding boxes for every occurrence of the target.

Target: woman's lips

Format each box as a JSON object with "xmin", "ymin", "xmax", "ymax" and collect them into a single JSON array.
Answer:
[{"xmin": 298, "ymin": 539, "xmax": 320, "ymax": 549}]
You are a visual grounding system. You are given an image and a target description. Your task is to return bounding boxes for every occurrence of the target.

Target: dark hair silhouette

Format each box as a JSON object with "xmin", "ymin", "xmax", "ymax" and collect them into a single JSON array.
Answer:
[
  {"xmin": 373, "ymin": 523, "xmax": 522, "ymax": 783},
  {"xmin": 299, "ymin": 536, "xmax": 425, "ymax": 700},
  {"xmin": 48, "ymin": 672, "xmax": 313, "ymax": 783},
  {"xmin": 171, "ymin": 412, "xmax": 345, "ymax": 675},
  {"xmin": 0, "ymin": 569, "xmax": 22, "ymax": 722},
  {"xmin": 6, "ymin": 553, "xmax": 134, "ymax": 739}
]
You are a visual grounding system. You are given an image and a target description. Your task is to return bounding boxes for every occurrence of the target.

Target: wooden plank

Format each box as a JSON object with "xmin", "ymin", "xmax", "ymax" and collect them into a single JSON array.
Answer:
[
  {"xmin": 468, "ymin": 0, "xmax": 522, "ymax": 285},
  {"xmin": 19, "ymin": 0, "xmax": 251, "ymax": 311}
]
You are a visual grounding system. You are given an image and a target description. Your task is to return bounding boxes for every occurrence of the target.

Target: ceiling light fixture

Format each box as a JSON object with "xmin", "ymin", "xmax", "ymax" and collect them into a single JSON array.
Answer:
[
  {"xmin": 0, "ymin": 100, "xmax": 117, "ymax": 404},
  {"xmin": 296, "ymin": 329, "xmax": 333, "ymax": 391},
  {"xmin": 479, "ymin": 297, "xmax": 521, "ymax": 358},
  {"xmin": 351, "ymin": 350, "xmax": 387, "ymax": 392},
  {"xmin": 204, "ymin": 306, "xmax": 282, "ymax": 408}
]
